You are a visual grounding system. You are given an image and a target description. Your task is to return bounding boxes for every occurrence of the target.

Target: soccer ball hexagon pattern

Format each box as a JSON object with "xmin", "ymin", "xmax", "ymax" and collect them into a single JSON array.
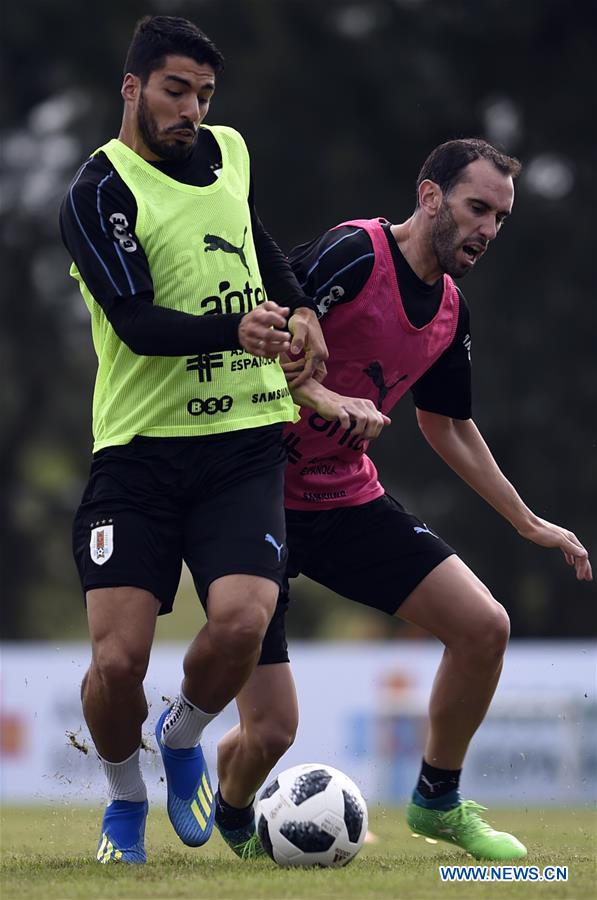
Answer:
[{"xmin": 255, "ymin": 763, "xmax": 368, "ymax": 867}]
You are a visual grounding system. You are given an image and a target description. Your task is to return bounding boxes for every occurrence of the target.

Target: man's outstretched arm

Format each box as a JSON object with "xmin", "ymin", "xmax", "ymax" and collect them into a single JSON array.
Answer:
[
  {"xmin": 416, "ymin": 410, "xmax": 592, "ymax": 581},
  {"xmin": 417, "ymin": 409, "xmax": 593, "ymax": 581}
]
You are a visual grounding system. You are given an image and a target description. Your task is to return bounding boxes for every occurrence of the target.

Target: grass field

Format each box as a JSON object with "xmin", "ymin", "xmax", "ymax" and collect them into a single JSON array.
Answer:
[{"xmin": 1, "ymin": 805, "xmax": 595, "ymax": 899}]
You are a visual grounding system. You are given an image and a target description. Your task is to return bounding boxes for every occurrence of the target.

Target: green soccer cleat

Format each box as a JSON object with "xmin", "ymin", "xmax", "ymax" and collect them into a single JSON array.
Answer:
[
  {"xmin": 215, "ymin": 821, "xmax": 267, "ymax": 860},
  {"xmin": 406, "ymin": 799, "xmax": 527, "ymax": 860}
]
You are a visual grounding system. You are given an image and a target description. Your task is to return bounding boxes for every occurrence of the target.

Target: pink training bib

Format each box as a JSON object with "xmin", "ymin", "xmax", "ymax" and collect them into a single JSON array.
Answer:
[{"xmin": 284, "ymin": 218, "xmax": 459, "ymax": 510}]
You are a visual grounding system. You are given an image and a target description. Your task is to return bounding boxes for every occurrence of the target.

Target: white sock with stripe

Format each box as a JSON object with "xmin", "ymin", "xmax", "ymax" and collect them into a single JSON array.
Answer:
[
  {"xmin": 99, "ymin": 746, "xmax": 147, "ymax": 803},
  {"xmin": 161, "ymin": 691, "xmax": 218, "ymax": 749}
]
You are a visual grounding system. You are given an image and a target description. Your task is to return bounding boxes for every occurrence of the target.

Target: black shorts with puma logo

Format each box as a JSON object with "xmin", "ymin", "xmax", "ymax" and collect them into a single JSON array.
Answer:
[{"xmin": 72, "ymin": 424, "xmax": 289, "ymax": 664}]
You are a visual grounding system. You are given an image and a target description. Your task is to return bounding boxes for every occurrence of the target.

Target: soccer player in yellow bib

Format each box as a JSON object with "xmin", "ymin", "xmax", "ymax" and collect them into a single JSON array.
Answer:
[{"xmin": 60, "ymin": 14, "xmax": 388, "ymax": 865}]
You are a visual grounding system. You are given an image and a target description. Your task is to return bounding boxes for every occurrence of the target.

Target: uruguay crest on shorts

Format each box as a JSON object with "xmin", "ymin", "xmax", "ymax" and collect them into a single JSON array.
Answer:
[{"xmin": 90, "ymin": 522, "xmax": 114, "ymax": 565}]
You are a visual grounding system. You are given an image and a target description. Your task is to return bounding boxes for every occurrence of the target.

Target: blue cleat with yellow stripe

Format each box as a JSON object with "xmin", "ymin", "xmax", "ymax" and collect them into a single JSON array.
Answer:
[
  {"xmin": 96, "ymin": 799, "xmax": 148, "ymax": 864},
  {"xmin": 155, "ymin": 708, "xmax": 215, "ymax": 847}
]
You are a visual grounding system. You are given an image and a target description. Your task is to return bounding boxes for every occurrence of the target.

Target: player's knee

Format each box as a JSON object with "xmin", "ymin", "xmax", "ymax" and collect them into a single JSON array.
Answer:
[
  {"xmin": 466, "ymin": 600, "xmax": 510, "ymax": 665},
  {"xmin": 493, "ymin": 602, "xmax": 511, "ymax": 649},
  {"xmin": 251, "ymin": 720, "xmax": 297, "ymax": 767},
  {"xmin": 209, "ymin": 606, "xmax": 272, "ymax": 661},
  {"xmin": 92, "ymin": 645, "xmax": 149, "ymax": 691},
  {"xmin": 484, "ymin": 602, "xmax": 510, "ymax": 657}
]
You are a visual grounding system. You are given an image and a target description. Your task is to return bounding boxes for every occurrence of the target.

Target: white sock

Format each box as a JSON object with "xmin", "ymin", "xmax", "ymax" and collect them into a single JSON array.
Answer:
[
  {"xmin": 99, "ymin": 746, "xmax": 147, "ymax": 803},
  {"xmin": 161, "ymin": 691, "xmax": 218, "ymax": 749}
]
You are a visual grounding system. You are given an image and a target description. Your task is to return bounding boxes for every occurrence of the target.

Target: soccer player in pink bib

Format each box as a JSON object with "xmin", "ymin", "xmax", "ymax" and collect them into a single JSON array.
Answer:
[{"xmin": 213, "ymin": 138, "xmax": 592, "ymax": 862}]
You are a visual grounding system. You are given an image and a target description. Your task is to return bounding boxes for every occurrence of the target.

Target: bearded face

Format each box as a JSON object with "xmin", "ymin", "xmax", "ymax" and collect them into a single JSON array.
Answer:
[
  {"xmin": 427, "ymin": 160, "xmax": 517, "ymax": 278},
  {"xmin": 137, "ymin": 88, "xmax": 198, "ymax": 162},
  {"xmin": 430, "ymin": 198, "xmax": 473, "ymax": 279}
]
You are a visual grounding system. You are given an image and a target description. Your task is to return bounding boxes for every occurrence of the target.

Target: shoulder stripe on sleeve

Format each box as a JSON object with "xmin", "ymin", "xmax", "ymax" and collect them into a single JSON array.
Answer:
[
  {"xmin": 312, "ymin": 253, "xmax": 375, "ymax": 298},
  {"xmin": 96, "ymin": 172, "xmax": 114, "ymax": 240},
  {"xmin": 69, "ymin": 160, "xmax": 123, "ymax": 297},
  {"xmin": 298, "ymin": 226, "xmax": 364, "ymax": 287},
  {"xmin": 96, "ymin": 171, "xmax": 137, "ymax": 295}
]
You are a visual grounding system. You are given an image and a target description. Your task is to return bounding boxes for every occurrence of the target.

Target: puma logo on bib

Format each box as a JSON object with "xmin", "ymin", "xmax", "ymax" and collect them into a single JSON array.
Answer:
[{"xmin": 204, "ymin": 227, "xmax": 251, "ymax": 276}]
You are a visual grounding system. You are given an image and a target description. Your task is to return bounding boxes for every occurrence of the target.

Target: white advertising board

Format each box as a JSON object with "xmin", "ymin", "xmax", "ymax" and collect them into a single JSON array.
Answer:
[{"xmin": 1, "ymin": 641, "xmax": 595, "ymax": 807}]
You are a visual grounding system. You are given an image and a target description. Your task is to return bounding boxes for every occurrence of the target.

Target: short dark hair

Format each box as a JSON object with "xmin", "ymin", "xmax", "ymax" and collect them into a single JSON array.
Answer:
[
  {"xmin": 123, "ymin": 15, "xmax": 225, "ymax": 83},
  {"xmin": 415, "ymin": 138, "xmax": 522, "ymax": 206}
]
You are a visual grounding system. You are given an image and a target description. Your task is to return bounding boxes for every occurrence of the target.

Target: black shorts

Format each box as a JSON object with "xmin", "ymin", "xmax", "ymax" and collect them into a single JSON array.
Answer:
[
  {"xmin": 258, "ymin": 492, "xmax": 455, "ymax": 662},
  {"xmin": 284, "ymin": 492, "xmax": 455, "ymax": 615},
  {"xmin": 72, "ymin": 426, "xmax": 289, "ymax": 664}
]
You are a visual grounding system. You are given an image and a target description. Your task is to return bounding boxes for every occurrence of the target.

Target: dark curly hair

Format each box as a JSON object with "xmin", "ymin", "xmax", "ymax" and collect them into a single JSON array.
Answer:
[
  {"xmin": 415, "ymin": 138, "xmax": 521, "ymax": 206},
  {"xmin": 123, "ymin": 15, "xmax": 225, "ymax": 83}
]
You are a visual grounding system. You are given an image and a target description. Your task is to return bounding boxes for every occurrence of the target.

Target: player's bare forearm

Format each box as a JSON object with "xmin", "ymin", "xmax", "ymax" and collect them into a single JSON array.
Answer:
[
  {"xmin": 416, "ymin": 410, "xmax": 592, "ymax": 581},
  {"xmin": 290, "ymin": 378, "xmax": 390, "ymax": 439},
  {"xmin": 416, "ymin": 412, "xmax": 530, "ymax": 524}
]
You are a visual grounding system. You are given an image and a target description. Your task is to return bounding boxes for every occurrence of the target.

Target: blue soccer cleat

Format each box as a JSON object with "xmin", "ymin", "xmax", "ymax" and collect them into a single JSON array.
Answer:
[
  {"xmin": 155, "ymin": 707, "xmax": 215, "ymax": 847},
  {"xmin": 96, "ymin": 799, "xmax": 148, "ymax": 864}
]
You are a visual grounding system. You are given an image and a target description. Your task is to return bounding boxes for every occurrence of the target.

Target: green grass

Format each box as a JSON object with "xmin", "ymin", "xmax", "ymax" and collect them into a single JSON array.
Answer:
[{"xmin": 1, "ymin": 806, "xmax": 595, "ymax": 899}]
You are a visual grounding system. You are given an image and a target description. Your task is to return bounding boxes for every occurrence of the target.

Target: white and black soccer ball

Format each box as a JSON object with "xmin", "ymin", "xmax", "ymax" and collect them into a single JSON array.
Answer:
[{"xmin": 256, "ymin": 763, "xmax": 368, "ymax": 867}]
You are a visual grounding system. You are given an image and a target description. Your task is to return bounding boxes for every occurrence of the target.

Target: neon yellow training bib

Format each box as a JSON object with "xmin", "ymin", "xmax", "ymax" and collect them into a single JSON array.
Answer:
[{"xmin": 71, "ymin": 126, "xmax": 295, "ymax": 451}]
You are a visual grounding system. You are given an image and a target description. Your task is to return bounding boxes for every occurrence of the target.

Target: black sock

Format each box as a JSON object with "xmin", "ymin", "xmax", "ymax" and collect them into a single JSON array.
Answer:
[
  {"xmin": 214, "ymin": 787, "xmax": 255, "ymax": 831},
  {"xmin": 416, "ymin": 759, "xmax": 461, "ymax": 800}
]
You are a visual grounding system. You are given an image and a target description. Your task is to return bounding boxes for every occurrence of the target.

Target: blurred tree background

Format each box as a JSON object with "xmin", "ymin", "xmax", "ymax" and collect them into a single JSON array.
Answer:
[{"xmin": 2, "ymin": 0, "xmax": 595, "ymax": 642}]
